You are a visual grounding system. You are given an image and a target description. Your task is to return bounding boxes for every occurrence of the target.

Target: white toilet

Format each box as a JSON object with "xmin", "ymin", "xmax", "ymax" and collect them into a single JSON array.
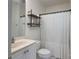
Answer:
[
  {"xmin": 37, "ymin": 49, "xmax": 51, "ymax": 59},
  {"xmin": 35, "ymin": 40, "xmax": 51, "ymax": 59}
]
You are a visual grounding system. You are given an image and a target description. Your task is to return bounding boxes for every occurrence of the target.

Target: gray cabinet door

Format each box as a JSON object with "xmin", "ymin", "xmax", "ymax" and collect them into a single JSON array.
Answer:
[
  {"xmin": 12, "ymin": 50, "xmax": 25, "ymax": 59},
  {"xmin": 25, "ymin": 44, "xmax": 36, "ymax": 59}
]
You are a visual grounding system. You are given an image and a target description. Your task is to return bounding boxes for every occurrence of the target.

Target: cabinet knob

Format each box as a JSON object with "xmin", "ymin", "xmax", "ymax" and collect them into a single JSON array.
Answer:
[{"xmin": 24, "ymin": 50, "xmax": 29, "ymax": 54}]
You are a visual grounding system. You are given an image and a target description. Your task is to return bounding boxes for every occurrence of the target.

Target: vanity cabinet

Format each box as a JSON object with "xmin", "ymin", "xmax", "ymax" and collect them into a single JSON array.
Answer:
[
  {"xmin": 12, "ymin": 50, "xmax": 25, "ymax": 59},
  {"xmin": 12, "ymin": 44, "xmax": 36, "ymax": 59}
]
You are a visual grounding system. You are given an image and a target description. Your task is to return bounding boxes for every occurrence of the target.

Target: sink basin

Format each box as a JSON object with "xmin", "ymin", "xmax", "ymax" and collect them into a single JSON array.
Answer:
[{"xmin": 11, "ymin": 41, "xmax": 26, "ymax": 48}]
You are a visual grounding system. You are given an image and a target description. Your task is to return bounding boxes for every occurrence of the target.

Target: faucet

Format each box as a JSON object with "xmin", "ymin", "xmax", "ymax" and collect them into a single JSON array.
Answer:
[{"xmin": 11, "ymin": 37, "xmax": 15, "ymax": 43}]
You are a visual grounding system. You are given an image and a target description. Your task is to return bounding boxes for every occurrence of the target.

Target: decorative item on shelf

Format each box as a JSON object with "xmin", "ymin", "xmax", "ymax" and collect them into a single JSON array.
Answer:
[{"xmin": 27, "ymin": 9, "xmax": 40, "ymax": 27}]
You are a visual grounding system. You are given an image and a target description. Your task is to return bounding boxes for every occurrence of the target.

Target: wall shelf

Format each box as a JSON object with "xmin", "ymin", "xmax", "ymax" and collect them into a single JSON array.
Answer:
[{"xmin": 27, "ymin": 9, "xmax": 40, "ymax": 27}]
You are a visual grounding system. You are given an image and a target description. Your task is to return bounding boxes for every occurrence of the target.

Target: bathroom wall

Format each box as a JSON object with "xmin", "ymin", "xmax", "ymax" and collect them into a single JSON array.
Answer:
[
  {"xmin": 25, "ymin": 0, "xmax": 45, "ymax": 40},
  {"xmin": 12, "ymin": 0, "xmax": 26, "ymax": 37},
  {"xmin": 20, "ymin": 1, "xmax": 25, "ymax": 16},
  {"xmin": 44, "ymin": 2, "xmax": 71, "ymax": 13},
  {"xmin": 19, "ymin": 1, "xmax": 26, "ymax": 36},
  {"xmin": 12, "ymin": 1, "xmax": 20, "ymax": 37}
]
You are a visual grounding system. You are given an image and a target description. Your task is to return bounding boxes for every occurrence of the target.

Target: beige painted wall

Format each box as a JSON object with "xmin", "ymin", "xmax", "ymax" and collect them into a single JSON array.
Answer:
[{"xmin": 45, "ymin": 2, "xmax": 71, "ymax": 13}]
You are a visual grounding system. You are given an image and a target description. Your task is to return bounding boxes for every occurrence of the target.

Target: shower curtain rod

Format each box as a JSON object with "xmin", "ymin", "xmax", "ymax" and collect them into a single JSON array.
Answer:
[{"xmin": 40, "ymin": 9, "xmax": 71, "ymax": 15}]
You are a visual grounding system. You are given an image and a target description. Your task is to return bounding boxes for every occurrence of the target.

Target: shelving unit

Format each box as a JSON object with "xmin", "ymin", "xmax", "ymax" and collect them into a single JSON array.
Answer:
[
  {"xmin": 28, "ymin": 14, "xmax": 40, "ymax": 19},
  {"xmin": 27, "ymin": 9, "xmax": 40, "ymax": 27}
]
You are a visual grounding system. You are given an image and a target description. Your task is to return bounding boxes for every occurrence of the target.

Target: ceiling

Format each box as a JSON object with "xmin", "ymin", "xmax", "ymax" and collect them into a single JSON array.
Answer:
[
  {"xmin": 13, "ymin": 0, "xmax": 70, "ymax": 7},
  {"xmin": 39, "ymin": 0, "xmax": 70, "ymax": 7}
]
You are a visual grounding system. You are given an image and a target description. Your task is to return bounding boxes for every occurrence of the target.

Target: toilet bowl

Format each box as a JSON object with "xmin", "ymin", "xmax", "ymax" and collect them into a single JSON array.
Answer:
[{"xmin": 38, "ymin": 49, "xmax": 51, "ymax": 59}]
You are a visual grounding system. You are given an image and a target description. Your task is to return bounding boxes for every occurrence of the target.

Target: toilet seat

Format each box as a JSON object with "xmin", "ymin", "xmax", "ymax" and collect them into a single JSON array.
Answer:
[
  {"xmin": 38, "ymin": 49, "xmax": 50, "ymax": 54},
  {"xmin": 38, "ymin": 49, "xmax": 51, "ymax": 58}
]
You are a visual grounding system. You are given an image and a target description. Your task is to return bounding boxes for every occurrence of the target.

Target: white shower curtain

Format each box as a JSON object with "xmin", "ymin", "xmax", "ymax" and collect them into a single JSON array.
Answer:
[{"xmin": 40, "ymin": 12, "xmax": 71, "ymax": 59}]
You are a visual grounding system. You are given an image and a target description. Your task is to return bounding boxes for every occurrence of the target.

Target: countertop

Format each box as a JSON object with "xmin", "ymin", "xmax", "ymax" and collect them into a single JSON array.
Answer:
[{"xmin": 11, "ymin": 39, "xmax": 36, "ymax": 54}]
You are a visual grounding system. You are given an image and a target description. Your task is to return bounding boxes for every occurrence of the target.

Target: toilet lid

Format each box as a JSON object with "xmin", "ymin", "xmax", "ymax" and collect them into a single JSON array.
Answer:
[{"xmin": 38, "ymin": 49, "xmax": 50, "ymax": 55}]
